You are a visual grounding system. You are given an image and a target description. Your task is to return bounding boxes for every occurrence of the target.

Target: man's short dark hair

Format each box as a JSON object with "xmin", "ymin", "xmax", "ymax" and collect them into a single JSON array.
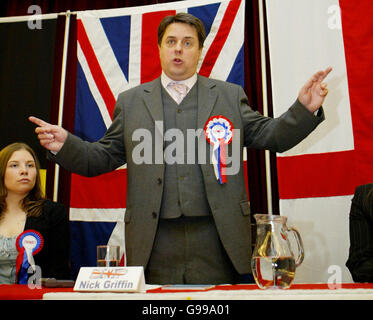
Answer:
[{"xmin": 157, "ymin": 13, "xmax": 206, "ymax": 49}]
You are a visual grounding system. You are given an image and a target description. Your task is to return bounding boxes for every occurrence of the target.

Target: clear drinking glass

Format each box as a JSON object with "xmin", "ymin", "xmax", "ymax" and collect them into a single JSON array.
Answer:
[{"xmin": 96, "ymin": 245, "xmax": 120, "ymax": 267}]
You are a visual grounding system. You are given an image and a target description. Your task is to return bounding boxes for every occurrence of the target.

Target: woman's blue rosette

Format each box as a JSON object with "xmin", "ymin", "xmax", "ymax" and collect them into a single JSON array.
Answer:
[{"xmin": 15, "ymin": 230, "xmax": 44, "ymax": 284}]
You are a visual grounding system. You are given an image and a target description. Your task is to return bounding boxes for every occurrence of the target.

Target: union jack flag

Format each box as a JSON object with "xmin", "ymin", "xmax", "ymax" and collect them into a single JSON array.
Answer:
[{"xmin": 69, "ymin": 0, "xmax": 246, "ymax": 277}]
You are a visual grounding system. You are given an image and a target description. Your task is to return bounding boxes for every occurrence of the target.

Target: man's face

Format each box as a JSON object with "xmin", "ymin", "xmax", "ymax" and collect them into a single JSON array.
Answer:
[{"xmin": 158, "ymin": 22, "xmax": 202, "ymax": 81}]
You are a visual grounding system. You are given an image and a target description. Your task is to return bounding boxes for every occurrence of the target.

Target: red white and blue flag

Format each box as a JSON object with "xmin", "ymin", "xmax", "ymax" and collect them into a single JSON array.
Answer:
[
  {"xmin": 70, "ymin": 0, "xmax": 245, "ymax": 277},
  {"xmin": 266, "ymin": 0, "xmax": 373, "ymax": 283}
]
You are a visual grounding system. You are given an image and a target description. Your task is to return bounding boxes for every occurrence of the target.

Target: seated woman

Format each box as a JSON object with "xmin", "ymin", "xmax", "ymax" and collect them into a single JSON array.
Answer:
[
  {"xmin": 346, "ymin": 183, "xmax": 373, "ymax": 282},
  {"xmin": 0, "ymin": 142, "xmax": 70, "ymax": 284}
]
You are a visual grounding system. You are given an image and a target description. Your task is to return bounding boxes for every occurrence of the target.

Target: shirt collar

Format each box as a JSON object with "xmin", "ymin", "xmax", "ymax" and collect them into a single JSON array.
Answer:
[{"xmin": 161, "ymin": 71, "xmax": 198, "ymax": 91}]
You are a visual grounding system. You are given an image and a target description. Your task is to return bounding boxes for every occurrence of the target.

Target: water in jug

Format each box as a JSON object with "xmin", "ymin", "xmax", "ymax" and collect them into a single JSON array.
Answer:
[{"xmin": 251, "ymin": 214, "xmax": 304, "ymax": 289}]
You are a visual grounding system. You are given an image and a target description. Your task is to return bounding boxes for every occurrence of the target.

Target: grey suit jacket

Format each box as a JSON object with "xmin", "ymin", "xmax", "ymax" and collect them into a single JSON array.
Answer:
[{"xmin": 51, "ymin": 75, "xmax": 324, "ymax": 274}]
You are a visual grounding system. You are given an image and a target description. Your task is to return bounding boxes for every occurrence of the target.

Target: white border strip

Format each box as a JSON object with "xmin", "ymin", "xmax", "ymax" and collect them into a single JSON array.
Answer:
[
  {"xmin": 210, "ymin": 0, "xmax": 244, "ymax": 80},
  {"xmin": 70, "ymin": 208, "xmax": 126, "ymax": 222},
  {"xmin": 197, "ymin": 1, "xmax": 228, "ymax": 72},
  {"xmin": 77, "ymin": 42, "xmax": 113, "ymax": 129},
  {"xmin": 80, "ymin": 16, "xmax": 129, "ymax": 98},
  {"xmin": 107, "ymin": 221, "xmax": 126, "ymax": 261},
  {"xmin": 128, "ymin": 14, "xmax": 142, "ymax": 87}
]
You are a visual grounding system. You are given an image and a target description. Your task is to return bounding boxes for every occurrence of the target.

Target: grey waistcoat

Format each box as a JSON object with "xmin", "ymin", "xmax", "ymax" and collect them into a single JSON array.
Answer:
[{"xmin": 159, "ymin": 83, "xmax": 211, "ymax": 218}]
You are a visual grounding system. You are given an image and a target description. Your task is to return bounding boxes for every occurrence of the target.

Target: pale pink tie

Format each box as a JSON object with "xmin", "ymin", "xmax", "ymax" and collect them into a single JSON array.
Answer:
[{"xmin": 168, "ymin": 82, "xmax": 188, "ymax": 104}]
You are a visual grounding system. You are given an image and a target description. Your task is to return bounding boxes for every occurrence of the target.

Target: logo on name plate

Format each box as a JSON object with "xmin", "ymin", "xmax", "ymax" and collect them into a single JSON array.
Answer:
[{"xmin": 89, "ymin": 268, "xmax": 128, "ymax": 279}]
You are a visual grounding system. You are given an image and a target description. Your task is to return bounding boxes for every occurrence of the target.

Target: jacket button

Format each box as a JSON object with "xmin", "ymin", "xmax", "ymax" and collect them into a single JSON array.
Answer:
[
  {"xmin": 152, "ymin": 212, "xmax": 158, "ymax": 218},
  {"xmin": 157, "ymin": 178, "xmax": 162, "ymax": 185}
]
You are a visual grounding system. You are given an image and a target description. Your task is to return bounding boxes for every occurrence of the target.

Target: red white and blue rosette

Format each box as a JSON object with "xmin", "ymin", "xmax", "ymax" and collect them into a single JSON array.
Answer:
[
  {"xmin": 204, "ymin": 115, "xmax": 234, "ymax": 184},
  {"xmin": 15, "ymin": 230, "xmax": 44, "ymax": 284}
]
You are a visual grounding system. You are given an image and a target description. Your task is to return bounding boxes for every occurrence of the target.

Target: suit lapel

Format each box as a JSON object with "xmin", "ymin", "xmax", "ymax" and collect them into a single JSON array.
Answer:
[
  {"xmin": 143, "ymin": 77, "xmax": 164, "ymax": 135},
  {"xmin": 143, "ymin": 77, "xmax": 163, "ymax": 121},
  {"xmin": 197, "ymin": 75, "xmax": 218, "ymax": 134}
]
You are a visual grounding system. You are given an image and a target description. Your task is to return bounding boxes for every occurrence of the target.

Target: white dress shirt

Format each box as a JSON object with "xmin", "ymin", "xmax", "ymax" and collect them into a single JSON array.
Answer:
[{"xmin": 161, "ymin": 71, "xmax": 198, "ymax": 104}]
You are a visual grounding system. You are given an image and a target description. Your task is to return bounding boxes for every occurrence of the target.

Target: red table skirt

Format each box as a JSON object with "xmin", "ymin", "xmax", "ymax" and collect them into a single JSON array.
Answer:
[{"xmin": 0, "ymin": 285, "xmax": 74, "ymax": 300}]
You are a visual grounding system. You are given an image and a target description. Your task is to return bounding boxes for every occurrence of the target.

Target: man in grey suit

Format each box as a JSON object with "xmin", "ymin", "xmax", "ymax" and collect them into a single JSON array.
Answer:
[{"xmin": 30, "ymin": 13, "xmax": 331, "ymax": 284}]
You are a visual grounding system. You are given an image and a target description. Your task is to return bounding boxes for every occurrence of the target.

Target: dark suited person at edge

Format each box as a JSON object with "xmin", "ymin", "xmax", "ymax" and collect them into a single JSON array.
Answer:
[
  {"xmin": 29, "ymin": 13, "xmax": 331, "ymax": 285},
  {"xmin": 346, "ymin": 184, "xmax": 373, "ymax": 282}
]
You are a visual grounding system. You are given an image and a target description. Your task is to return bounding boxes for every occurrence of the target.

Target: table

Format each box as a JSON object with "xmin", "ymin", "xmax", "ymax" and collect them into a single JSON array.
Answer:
[{"xmin": 2, "ymin": 283, "xmax": 373, "ymax": 300}]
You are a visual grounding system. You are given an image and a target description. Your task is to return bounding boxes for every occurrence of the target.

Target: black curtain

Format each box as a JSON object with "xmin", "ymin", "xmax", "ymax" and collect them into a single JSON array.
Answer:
[
  {"xmin": 0, "ymin": 0, "xmax": 278, "ymax": 215},
  {"xmin": 0, "ymin": 16, "xmax": 57, "ymax": 173}
]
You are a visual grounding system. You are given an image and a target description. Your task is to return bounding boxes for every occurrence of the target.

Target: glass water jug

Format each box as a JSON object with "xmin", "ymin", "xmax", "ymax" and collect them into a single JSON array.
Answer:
[{"xmin": 251, "ymin": 214, "xmax": 304, "ymax": 289}]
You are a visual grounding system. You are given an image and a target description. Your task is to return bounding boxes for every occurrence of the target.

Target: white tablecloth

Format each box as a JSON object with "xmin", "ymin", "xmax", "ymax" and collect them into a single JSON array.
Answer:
[{"xmin": 43, "ymin": 286, "xmax": 373, "ymax": 300}]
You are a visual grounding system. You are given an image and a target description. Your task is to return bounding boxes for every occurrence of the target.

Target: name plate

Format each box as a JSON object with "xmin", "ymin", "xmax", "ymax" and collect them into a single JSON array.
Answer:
[{"xmin": 74, "ymin": 266, "xmax": 146, "ymax": 293}]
